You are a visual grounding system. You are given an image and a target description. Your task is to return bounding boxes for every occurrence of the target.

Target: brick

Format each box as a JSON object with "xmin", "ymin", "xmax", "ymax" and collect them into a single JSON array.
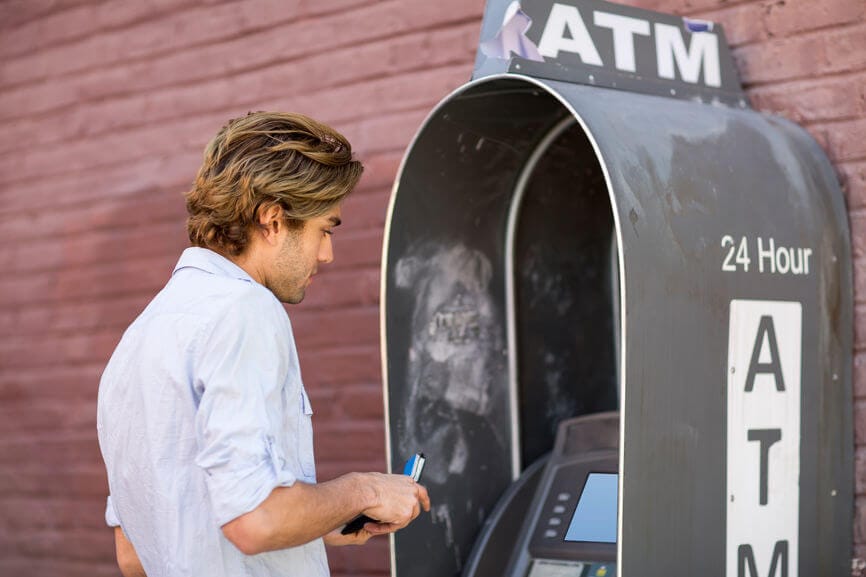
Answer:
[
  {"xmin": 0, "ymin": 105, "xmax": 417, "ymax": 209},
  {"xmin": 856, "ymin": 352, "xmax": 866, "ymax": 399},
  {"xmin": 0, "ymin": 559, "xmax": 119, "ymax": 577},
  {"xmin": 0, "ymin": 220, "xmax": 187, "ymax": 275},
  {"xmin": 0, "ymin": 496, "xmax": 107, "ymax": 531},
  {"xmin": 734, "ymin": 23, "xmax": 866, "ymax": 86},
  {"xmin": 858, "ymin": 448, "xmax": 866, "ymax": 495},
  {"xmin": 0, "ymin": 22, "xmax": 479, "ymax": 153},
  {"xmin": 0, "ymin": 151, "xmax": 198, "ymax": 218},
  {"xmin": 0, "ymin": 64, "xmax": 465, "ymax": 190},
  {"xmin": 0, "ymin": 436, "xmax": 102, "ymax": 469},
  {"xmin": 0, "ymin": 295, "xmax": 150, "ymax": 338},
  {"xmin": 269, "ymin": 64, "xmax": 470, "ymax": 132},
  {"xmin": 822, "ymin": 118, "xmax": 866, "ymax": 164},
  {"xmin": 0, "ymin": 111, "xmax": 384, "ymax": 209},
  {"xmin": 0, "ymin": 113, "xmax": 216, "ymax": 189},
  {"xmin": 617, "ymin": 0, "xmax": 742, "ymax": 16},
  {"xmin": 306, "ymin": 387, "xmax": 340, "ymax": 420},
  {"xmin": 0, "ymin": 466, "xmax": 108, "ymax": 498},
  {"xmin": 0, "ymin": 527, "xmax": 114, "ymax": 562},
  {"xmin": 339, "ymin": 385, "xmax": 387, "ymax": 421},
  {"xmin": 328, "ymin": 229, "xmax": 385, "ymax": 271},
  {"xmin": 343, "ymin": 189, "xmax": 393, "ymax": 230},
  {"xmin": 314, "ymin": 421, "xmax": 385, "ymax": 461},
  {"xmin": 734, "ymin": 31, "xmax": 827, "ymax": 86},
  {"xmin": 840, "ymin": 161, "xmax": 866, "ymax": 211},
  {"xmin": 354, "ymin": 152, "xmax": 404, "ymax": 194},
  {"xmin": 291, "ymin": 306, "xmax": 379, "ymax": 350},
  {"xmin": 0, "ymin": 253, "xmax": 176, "ymax": 307},
  {"xmin": 765, "ymin": 0, "xmax": 865, "ymax": 37},
  {"xmin": 0, "ymin": 0, "xmax": 203, "ymax": 60},
  {"xmin": 298, "ymin": 267, "xmax": 381, "ymax": 311},
  {"xmin": 0, "ymin": 0, "xmax": 99, "ymax": 33},
  {"xmin": 300, "ymin": 345, "xmax": 382, "ymax": 386},
  {"xmin": 857, "ymin": 400, "xmax": 866, "ymax": 445},
  {"xmin": 0, "ymin": 189, "xmax": 187, "ymax": 244},
  {"xmin": 749, "ymin": 71, "xmax": 866, "ymax": 125},
  {"xmin": 314, "ymin": 458, "xmax": 389, "ymax": 481},
  {"xmin": 858, "ymin": 495, "xmax": 866, "ymax": 549},
  {"xmin": 349, "ymin": 107, "xmax": 432, "ymax": 157},
  {"xmin": 327, "ymin": 536, "xmax": 390, "ymax": 573},
  {"xmin": 0, "ymin": 364, "xmax": 103, "ymax": 402},
  {"xmin": 0, "ymin": 0, "xmax": 303, "ymax": 88},
  {"xmin": 0, "ymin": 0, "xmax": 481, "ymax": 105},
  {"xmin": 693, "ymin": 2, "xmax": 768, "ymax": 47},
  {"xmin": 0, "ymin": 399, "xmax": 96, "ymax": 435},
  {"xmin": 0, "ymin": 329, "xmax": 123, "ymax": 370},
  {"xmin": 852, "ymin": 213, "xmax": 866, "ymax": 259}
]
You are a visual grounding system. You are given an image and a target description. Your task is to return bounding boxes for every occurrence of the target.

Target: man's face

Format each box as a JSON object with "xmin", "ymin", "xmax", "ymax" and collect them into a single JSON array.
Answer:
[{"xmin": 269, "ymin": 205, "xmax": 342, "ymax": 304}]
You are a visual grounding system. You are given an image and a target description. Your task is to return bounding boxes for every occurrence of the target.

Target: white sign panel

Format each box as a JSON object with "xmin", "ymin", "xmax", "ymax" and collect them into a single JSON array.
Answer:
[{"xmin": 727, "ymin": 300, "xmax": 801, "ymax": 577}]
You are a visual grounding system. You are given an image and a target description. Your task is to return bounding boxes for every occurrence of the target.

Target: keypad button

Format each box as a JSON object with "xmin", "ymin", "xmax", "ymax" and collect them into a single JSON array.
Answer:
[
  {"xmin": 548, "ymin": 517, "xmax": 562, "ymax": 526},
  {"xmin": 544, "ymin": 529, "xmax": 557, "ymax": 538},
  {"xmin": 553, "ymin": 505, "xmax": 566, "ymax": 514},
  {"xmin": 557, "ymin": 492, "xmax": 571, "ymax": 501}
]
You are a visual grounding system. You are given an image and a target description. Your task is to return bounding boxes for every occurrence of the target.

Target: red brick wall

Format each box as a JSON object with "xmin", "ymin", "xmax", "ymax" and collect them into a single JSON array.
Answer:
[{"xmin": 0, "ymin": 0, "xmax": 862, "ymax": 575}]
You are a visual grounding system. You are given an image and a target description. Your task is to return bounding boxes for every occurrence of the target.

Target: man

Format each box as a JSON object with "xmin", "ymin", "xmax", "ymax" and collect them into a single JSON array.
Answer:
[{"xmin": 97, "ymin": 112, "xmax": 430, "ymax": 577}]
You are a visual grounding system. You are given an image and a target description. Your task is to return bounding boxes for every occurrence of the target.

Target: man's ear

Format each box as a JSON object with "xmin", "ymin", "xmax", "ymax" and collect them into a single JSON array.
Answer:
[{"xmin": 256, "ymin": 203, "xmax": 284, "ymax": 246}]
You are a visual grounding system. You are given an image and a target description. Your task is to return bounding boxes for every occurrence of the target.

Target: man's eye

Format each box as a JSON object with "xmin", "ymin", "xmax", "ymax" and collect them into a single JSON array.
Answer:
[{"xmin": 324, "ymin": 229, "xmax": 333, "ymax": 236}]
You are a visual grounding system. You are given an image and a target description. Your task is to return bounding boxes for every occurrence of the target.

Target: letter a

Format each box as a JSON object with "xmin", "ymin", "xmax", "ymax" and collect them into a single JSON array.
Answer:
[
  {"xmin": 537, "ymin": 4, "xmax": 603, "ymax": 65},
  {"xmin": 744, "ymin": 315, "xmax": 785, "ymax": 392}
]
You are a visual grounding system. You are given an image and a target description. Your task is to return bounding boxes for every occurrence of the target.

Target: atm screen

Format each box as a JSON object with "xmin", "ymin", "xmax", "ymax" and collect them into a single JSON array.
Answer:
[{"xmin": 563, "ymin": 473, "xmax": 618, "ymax": 543}]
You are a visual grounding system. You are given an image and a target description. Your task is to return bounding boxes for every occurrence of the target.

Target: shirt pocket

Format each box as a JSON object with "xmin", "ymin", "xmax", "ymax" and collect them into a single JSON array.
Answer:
[{"xmin": 298, "ymin": 387, "xmax": 316, "ymax": 481}]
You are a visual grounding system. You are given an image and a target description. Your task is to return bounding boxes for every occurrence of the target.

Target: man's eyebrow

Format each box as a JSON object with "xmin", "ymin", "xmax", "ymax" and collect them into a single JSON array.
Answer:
[{"xmin": 329, "ymin": 216, "xmax": 342, "ymax": 226}]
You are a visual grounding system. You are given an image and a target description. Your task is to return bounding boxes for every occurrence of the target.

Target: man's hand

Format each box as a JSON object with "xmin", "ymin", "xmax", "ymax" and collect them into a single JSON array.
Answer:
[
  {"xmin": 323, "ymin": 527, "xmax": 376, "ymax": 546},
  {"xmin": 359, "ymin": 473, "xmax": 431, "ymax": 532}
]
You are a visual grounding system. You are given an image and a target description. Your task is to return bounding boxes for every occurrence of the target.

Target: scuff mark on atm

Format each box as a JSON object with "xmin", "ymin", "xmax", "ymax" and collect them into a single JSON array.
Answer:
[
  {"xmin": 394, "ymin": 242, "xmax": 508, "ymax": 486},
  {"xmin": 432, "ymin": 503, "xmax": 461, "ymax": 567}
]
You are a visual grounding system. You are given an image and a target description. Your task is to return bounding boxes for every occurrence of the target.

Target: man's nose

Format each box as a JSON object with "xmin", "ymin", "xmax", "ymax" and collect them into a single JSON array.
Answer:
[{"xmin": 319, "ymin": 236, "xmax": 334, "ymax": 264}]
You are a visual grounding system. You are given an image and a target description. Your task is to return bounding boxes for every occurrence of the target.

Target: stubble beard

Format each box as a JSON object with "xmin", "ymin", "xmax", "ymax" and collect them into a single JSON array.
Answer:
[{"xmin": 272, "ymin": 232, "xmax": 308, "ymax": 305}]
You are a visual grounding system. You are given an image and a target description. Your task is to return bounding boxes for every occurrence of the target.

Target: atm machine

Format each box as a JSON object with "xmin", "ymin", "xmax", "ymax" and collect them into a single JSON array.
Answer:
[
  {"xmin": 381, "ymin": 1, "xmax": 853, "ymax": 576},
  {"xmin": 464, "ymin": 412, "xmax": 619, "ymax": 577}
]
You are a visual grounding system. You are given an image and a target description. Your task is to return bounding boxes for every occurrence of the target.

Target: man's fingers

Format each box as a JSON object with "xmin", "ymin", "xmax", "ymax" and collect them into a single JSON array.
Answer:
[
  {"xmin": 416, "ymin": 484, "xmax": 431, "ymax": 512},
  {"xmin": 365, "ymin": 522, "xmax": 403, "ymax": 535}
]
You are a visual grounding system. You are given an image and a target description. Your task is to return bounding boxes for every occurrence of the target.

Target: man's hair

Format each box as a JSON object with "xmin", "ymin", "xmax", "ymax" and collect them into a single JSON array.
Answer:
[{"xmin": 185, "ymin": 111, "xmax": 363, "ymax": 256}]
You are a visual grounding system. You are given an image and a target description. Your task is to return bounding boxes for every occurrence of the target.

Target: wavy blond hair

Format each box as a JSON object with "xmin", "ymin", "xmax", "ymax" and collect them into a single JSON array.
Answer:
[{"xmin": 185, "ymin": 112, "xmax": 363, "ymax": 256}]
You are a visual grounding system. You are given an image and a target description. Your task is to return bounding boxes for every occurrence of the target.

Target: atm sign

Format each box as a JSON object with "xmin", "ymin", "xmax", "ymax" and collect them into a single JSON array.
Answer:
[{"xmin": 726, "ymin": 300, "xmax": 801, "ymax": 577}]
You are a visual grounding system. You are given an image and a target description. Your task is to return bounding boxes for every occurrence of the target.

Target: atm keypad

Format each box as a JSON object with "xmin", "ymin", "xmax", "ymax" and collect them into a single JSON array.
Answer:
[{"xmin": 535, "ymin": 473, "xmax": 580, "ymax": 542}]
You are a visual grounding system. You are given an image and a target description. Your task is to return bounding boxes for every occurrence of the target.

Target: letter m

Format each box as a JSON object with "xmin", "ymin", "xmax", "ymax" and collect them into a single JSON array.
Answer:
[
  {"xmin": 654, "ymin": 22, "xmax": 720, "ymax": 86},
  {"xmin": 738, "ymin": 541, "xmax": 788, "ymax": 577}
]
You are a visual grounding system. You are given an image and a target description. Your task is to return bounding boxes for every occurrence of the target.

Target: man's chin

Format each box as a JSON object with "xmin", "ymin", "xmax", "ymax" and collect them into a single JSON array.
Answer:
[
  {"xmin": 275, "ymin": 287, "xmax": 305, "ymax": 305},
  {"xmin": 284, "ymin": 293, "xmax": 305, "ymax": 305}
]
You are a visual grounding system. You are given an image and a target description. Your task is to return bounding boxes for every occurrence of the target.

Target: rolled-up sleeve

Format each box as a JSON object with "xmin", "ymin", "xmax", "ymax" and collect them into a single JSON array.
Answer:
[{"xmin": 193, "ymin": 294, "xmax": 298, "ymax": 526}]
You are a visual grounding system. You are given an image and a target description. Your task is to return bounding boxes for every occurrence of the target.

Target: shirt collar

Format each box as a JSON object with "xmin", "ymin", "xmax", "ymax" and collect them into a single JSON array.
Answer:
[{"xmin": 173, "ymin": 247, "xmax": 255, "ymax": 283}]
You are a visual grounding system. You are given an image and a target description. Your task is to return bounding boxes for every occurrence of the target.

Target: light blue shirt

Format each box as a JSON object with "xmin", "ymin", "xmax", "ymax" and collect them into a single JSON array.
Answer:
[{"xmin": 97, "ymin": 247, "xmax": 329, "ymax": 577}]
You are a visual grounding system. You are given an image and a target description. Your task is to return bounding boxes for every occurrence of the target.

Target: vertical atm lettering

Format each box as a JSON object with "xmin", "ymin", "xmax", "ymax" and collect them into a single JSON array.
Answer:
[{"xmin": 728, "ymin": 301, "xmax": 802, "ymax": 577}]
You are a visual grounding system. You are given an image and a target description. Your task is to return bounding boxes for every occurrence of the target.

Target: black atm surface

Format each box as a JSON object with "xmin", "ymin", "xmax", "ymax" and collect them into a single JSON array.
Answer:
[{"xmin": 464, "ymin": 412, "xmax": 619, "ymax": 577}]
